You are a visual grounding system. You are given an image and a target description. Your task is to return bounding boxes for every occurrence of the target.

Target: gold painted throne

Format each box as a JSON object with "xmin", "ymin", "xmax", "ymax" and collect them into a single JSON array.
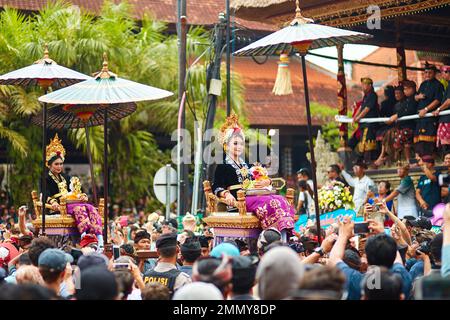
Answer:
[
  {"xmin": 30, "ymin": 190, "xmax": 105, "ymax": 236},
  {"xmin": 202, "ymin": 180, "xmax": 295, "ymax": 250}
]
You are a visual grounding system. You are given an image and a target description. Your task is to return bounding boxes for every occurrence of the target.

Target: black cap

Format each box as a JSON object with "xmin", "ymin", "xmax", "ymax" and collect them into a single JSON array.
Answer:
[
  {"xmin": 410, "ymin": 217, "xmax": 432, "ymax": 230},
  {"xmin": 156, "ymin": 232, "xmax": 177, "ymax": 249},
  {"xmin": 198, "ymin": 236, "xmax": 213, "ymax": 248},
  {"xmin": 181, "ymin": 238, "xmax": 201, "ymax": 254},
  {"xmin": 231, "ymin": 256, "xmax": 258, "ymax": 292},
  {"xmin": 163, "ymin": 218, "xmax": 178, "ymax": 230},
  {"xmin": 353, "ymin": 158, "xmax": 368, "ymax": 169},
  {"xmin": 134, "ymin": 230, "xmax": 151, "ymax": 244}
]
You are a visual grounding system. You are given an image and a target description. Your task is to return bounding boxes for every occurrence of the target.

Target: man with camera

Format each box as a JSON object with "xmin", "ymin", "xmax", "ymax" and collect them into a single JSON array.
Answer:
[
  {"xmin": 382, "ymin": 162, "xmax": 418, "ymax": 219},
  {"xmin": 416, "ymin": 155, "xmax": 441, "ymax": 218}
]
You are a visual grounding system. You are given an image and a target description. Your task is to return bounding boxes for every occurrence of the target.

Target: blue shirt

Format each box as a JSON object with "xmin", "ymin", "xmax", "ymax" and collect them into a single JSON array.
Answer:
[
  {"xmin": 178, "ymin": 265, "xmax": 193, "ymax": 277},
  {"xmin": 417, "ymin": 172, "xmax": 441, "ymax": 210},
  {"xmin": 337, "ymin": 261, "xmax": 412, "ymax": 300},
  {"xmin": 408, "ymin": 260, "xmax": 424, "ymax": 281},
  {"xmin": 4, "ymin": 266, "xmax": 17, "ymax": 284}
]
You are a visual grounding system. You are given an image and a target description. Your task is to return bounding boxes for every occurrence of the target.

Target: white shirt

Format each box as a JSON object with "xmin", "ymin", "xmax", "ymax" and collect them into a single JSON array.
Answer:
[
  {"xmin": 298, "ymin": 180, "xmax": 315, "ymax": 215},
  {"xmin": 341, "ymin": 170, "xmax": 375, "ymax": 213}
]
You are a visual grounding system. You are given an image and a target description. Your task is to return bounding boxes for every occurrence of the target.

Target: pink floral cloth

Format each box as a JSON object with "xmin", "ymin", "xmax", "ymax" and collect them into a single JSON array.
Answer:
[
  {"xmin": 245, "ymin": 195, "xmax": 295, "ymax": 231},
  {"xmin": 67, "ymin": 202, "xmax": 102, "ymax": 235}
]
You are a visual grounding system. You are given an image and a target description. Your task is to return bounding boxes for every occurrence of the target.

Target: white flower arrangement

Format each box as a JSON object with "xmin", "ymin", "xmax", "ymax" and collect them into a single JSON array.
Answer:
[{"xmin": 318, "ymin": 181, "xmax": 354, "ymax": 213}]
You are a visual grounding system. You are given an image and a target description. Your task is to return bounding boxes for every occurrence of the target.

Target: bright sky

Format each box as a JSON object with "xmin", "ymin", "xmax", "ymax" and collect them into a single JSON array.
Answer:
[{"xmin": 306, "ymin": 44, "xmax": 379, "ymax": 78}]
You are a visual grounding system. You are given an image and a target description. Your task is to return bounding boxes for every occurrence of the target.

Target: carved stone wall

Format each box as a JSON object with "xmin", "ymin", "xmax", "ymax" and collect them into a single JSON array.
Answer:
[{"xmin": 307, "ymin": 131, "xmax": 340, "ymax": 186}]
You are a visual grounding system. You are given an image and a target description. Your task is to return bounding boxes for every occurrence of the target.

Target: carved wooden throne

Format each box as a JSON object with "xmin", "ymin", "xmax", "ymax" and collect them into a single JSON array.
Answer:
[
  {"xmin": 31, "ymin": 190, "xmax": 104, "ymax": 241},
  {"xmin": 202, "ymin": 180, "xmax": 295, "ymax": 252}
]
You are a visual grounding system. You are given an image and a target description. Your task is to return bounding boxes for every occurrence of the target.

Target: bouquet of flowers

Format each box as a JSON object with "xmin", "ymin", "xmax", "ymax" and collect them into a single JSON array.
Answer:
[
  {"xmin": 66, "ymin": 176, "xmax": 83, "ymax": 200},
  {"xmin": 318, "ymin": 181, "xmax": 354, "ymax": 212},
  {"xmin": 242, "ymin": 164, "xmax": 270, "ymax": 190}
]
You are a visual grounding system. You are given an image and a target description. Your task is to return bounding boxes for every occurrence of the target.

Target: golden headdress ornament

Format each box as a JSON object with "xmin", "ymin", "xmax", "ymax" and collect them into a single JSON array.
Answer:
[
  {"xmin": 46, "ymin": 134, "xmax": 66, "ymax": 167},
  {"xmin": 219, "ymin": 113, "xmax": 244, "ymax": 145}
]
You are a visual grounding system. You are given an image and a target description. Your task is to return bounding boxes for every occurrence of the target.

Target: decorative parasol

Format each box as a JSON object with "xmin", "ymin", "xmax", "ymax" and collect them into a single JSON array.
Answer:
[
  {"xmin": 31, "ymin": 102, "xmax": 137, "ymax": 203},
  {"xmin": 234, "ymin": 0, "xmax": 373, "ymax": 242},
  {"xmin": 0, "ymin": 46, "xmax": 91, "ymax": 88},
  {"xmin": 32, "ymin": 103, "xmax": 137, "ymax": 129},
  {"xmin": 39, "ymin": 54, "xmax": 174, "ymax": 241},
  {"xmin": 0, "ymin": 44, "xmax": 91, "ymax": 235}
]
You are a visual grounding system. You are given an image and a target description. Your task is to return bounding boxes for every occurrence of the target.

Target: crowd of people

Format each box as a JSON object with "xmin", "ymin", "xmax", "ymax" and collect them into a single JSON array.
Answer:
[
  {"xmin": 349, "ymin": 63, "xmax": 450, "ymax": 168},
  {"xmin": 0, "ymin": 63, "xmax": 450, "ymax": 301},
  {"xmin": 0, "ymin": 182, "xmax": 449, "ymax": 300}
]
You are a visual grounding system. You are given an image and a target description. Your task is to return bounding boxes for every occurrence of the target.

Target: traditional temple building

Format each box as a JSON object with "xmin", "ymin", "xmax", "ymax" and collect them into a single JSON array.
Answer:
[{"xmin": 0, "ymin": 0, "xmax": 365, "ymax": 177}]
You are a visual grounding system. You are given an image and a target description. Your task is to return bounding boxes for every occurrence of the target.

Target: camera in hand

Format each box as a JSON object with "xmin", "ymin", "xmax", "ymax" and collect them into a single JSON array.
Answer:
[
  {"xmin": 113, "ymin": 245, "xmax": 121, "ymax": 260},
  {"xmin": 354, "ymin": 222, "xmax": 370, "ymax": 235},
  {"xmin": 289, "ymin": 242, "xmax": 305, "ymax": 254},
  {"xmin": 113, "ymin": 263, "xmax": 130, "ymax": 270},
  {"xmin": 416, "ymin": 240, "xmax": 431, "ymax": 255}
]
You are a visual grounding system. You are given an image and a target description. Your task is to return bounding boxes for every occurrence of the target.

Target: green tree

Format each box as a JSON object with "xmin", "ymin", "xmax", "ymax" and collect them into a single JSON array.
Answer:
[
  {"xmin": 311, "ymin": 102, "xmax": 352, "ymax": 151},
  {"xmin": 0, "ymin": 0, "xmax": 246, "ymax": 209}
]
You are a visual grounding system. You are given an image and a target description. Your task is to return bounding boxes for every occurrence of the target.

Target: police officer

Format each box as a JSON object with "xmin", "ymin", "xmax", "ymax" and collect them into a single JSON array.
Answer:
[{"xmin": 143, "ymin": 232, "xmax": 191, "ymax": 296}]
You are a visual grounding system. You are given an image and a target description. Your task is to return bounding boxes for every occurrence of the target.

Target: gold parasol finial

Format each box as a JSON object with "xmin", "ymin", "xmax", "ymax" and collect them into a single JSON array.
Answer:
[
  {"xmin": 290, "ymin": 0, "xmax": 314, "ymax": 25},
  {"xmin": 295, "ymin": 0, "xmax": 301, "ymax": 17},
  {"xmin": 34, "ymin": 42, "xmax": 57, "ymax": 66},
  {"xmin": 43, "ymin": 43, "xmax": 49, "ymax": 59},
  {"xmin": 94, "ymin": 52, "xmax": 117, "ymax": 79},
  {"xmin": 102, "ymin": 52, "xmax": 109, "ymax": 72}
]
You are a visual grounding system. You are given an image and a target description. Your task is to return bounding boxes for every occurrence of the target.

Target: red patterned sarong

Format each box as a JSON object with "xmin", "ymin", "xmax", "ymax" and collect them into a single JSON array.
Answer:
[
  {"xmin": 393, "ymin": 127, "xmax": 413, "ymax": 149},
  {"xmin": 67, "ymin": 203, "xmax": 103, "ymax": 235},
  {"xmin": 437, "ymin": 122, "xmax": 450, "ymax": 147},
  {"xmin": 246, "ymin": 195, "xmax": 295, "ymax": 231}
]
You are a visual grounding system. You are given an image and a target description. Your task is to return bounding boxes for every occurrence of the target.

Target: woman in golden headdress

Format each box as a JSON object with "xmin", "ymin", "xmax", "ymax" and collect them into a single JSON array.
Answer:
[
  {"xmin": 44, "ymin": 134, "xmax": 103, "ymax": 248},
  {"xmin": 212, "ymin": 114, "xmax": 295, "ymax": 240}
]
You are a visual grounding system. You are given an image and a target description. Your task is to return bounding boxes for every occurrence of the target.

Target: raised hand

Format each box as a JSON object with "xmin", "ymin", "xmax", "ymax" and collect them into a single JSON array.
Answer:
[
  {"xmin": 367, "ymin": 219, "xmax": 384, "ymax": 235},
  {"xmin": 338, "ymin": 217, "xmax": 354, "ymax": 240},
  {"xmin": 321, "ymin": 233, "xmax": 338, "ymax": 253}
]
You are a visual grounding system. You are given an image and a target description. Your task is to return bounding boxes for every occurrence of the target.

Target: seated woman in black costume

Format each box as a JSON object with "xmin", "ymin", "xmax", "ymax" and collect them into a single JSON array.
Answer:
[
  {"xmin": 44, "ymin": 134, "xmax": 103, "ymax": 249},
  {"xmin": 212, "ymin": 114, "xmax": 295, "ymax": 241}
]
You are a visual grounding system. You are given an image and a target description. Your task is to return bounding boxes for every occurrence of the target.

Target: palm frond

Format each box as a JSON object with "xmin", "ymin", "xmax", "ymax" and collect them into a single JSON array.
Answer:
[{"xmin": 0, "ymin": 124, "xmax": 28, "ymax": 156}]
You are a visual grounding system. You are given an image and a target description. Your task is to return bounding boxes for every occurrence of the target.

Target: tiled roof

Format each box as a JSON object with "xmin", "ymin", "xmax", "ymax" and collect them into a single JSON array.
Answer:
[
  {"xmin": 233, "ymin": 57, "xmax": 362, "ymax": 126},
  {"xmin": 0, "ymin": 0, "xmax": 276, "ymax": 31},
  {"xmin": 1, "ymin": 0, "xmax": 354, "ymax": 127}
]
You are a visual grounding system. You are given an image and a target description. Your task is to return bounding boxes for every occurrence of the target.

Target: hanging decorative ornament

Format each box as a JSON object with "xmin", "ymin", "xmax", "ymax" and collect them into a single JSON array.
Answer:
[{"xmin": 272, "ymin": 53, "xmax": 293, "ymax": 96}]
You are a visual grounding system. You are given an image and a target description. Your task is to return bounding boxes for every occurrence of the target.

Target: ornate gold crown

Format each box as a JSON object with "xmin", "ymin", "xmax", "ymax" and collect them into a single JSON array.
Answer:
[
  {"xmin": 46, "ymin": 134, "xmax": 66, "ymax": 167},
  {"xmin": 219, "ymin": 113, "xmax": 244, "ymax": 145}
]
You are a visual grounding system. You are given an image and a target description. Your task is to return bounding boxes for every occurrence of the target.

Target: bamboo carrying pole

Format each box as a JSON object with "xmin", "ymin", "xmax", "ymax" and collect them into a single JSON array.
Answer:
[{"xmin": 300, "ymin": 53, "xmax": 322, "ymax": 244}]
